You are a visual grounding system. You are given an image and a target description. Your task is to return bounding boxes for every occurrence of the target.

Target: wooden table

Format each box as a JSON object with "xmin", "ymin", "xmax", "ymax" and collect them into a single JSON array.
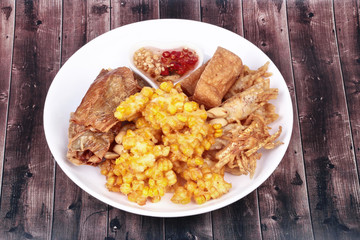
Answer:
[{"xmin": 1, "ymin": 0, "xmax": 359, "ymax": 239}]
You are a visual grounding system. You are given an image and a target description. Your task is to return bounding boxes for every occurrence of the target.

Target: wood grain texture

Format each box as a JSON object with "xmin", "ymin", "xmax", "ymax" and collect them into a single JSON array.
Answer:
[
  {"xmin": 51, "ymin": 1, "xmax": 110, "ymax": 239},
  {"xmin": 165, "ymin": 214, "xmax": 213, "ymax": 240},
  {"xmin": 0, "ymin": 0, "xmax": 62, "ymax": 239},
  {"xmin": 111, "ymin": 0, "xmax": 159, "ymax": 29},
  {"xmin": 60, "ymin": 0, "xmax": 87, "ymax": 64},
  {"xmin": 200, "ymin": 0, "xmax": 243, "ymax": 35},
  {"xmin": 160, "ymin": 0, "xmax": 200, "ymax": 20},
  {"xmin": 212, "ymin": 191, "xmax": 262, "ymax": 240},
  {"xmin": 0, "ymin": 0, "xmax": 15, "ymax": 197},
  {"xmin": 243, "ymin": 0, "xmax": 313, "ymax": 239},
  {"xmin": 87, "ymin": 0, "xmax": 111, "ymax": 41},
  {"xmin": 107, "ymin": 209, "xmax": 164, "ymax": 239},
  {"xmin": 333, "ymin": 0, "xmax": 360, "ymax": 177},
  {"xmin": 287, "ymin": 0, "xmax": 360, "ymax": 238}
]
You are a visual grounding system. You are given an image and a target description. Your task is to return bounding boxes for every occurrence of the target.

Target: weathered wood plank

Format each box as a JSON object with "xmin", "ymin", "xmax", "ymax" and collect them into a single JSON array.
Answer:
[
  {"xmin": 107, "ymin": 209, "xmax": 164, "ymax": 240},
  {"xmin": 212, "ymin": 191, "xmax": 262, "ymax": 240},
  {"xmin": 287, "ymin": 0, "xmax": 360, "ymax": 238},
  {"xmin": 111, "ymin": 0, "xmax": 159, "ymax": 29},
  {"xmin": 60, "ymin": 0, "xmax": 87, "ymax": 64},
  {"xmin": 159, "ymin": 0, "xmax": 200, "ymax": 20},
  {"xmin": 87, "ymin": 0, "xmax": 111, "ymax": 41},
  {"xmin": 0, "ymin": 0, "xmax": 15, "ymax": 197},
  {"xmin": 200, "ymin": 1, "xmax": 262, "ymax": 239},
  {"xmin": 51, "ymin": 1, "xmax": 110, "ymax": 239},
  {"xmin": 0, "ymin": 0, "xmax": 62, "ymax": 239},
  {"xmin": 242, "ymin": 1, "xmax": 314, "ymax": 239},
  {"xmin": 165, "ymin": 214, "xmax": 213, "ymax": 240},
  {"xmin": 200, "ymin": 0, "xmax": 243, "ymax": 35},
  {"xmin": 107, "ymin": 1, "xmax": 164, "ymax": 239},
  {"xmin": 334, "ymin": 0, "xmax": 360, "ymax": 178}
]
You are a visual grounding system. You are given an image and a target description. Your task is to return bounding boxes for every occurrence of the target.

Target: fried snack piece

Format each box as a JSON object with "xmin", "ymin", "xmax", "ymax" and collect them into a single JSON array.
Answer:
[
  {"xmin": 67, "ymin": 119, "xmax": 116, "ymax": 165},
  {"xmin": 180, "ymin": 60, "xmax": 209, "ymax": 96},
  {"xmin": 224, "ymin": 62, "xmax": 271, "ymax": 100},
  {"xmin": 221, "ymin": 79, "xmax": 278, "ymax": 122},
  {"xmin": 104, "ymin": 82, "xmax": 231, "ymax": 205},
  {"xmin": 67, "ymin": 67, "xmax": 139, "ymax": 165},
  {"xmin": 205, "ymin": 62, "xmax": 282, "ymax": 178},
  {"xmin": 210, "ymin": 114, "xmax": 282, "ymax": 178},
  {"xmin": 192, "ymin": 47, "xmax": 243, "ymax": 108},
  {"xmin": 72, "ymin": 67, "xmax": 139, "ymax": 132}
]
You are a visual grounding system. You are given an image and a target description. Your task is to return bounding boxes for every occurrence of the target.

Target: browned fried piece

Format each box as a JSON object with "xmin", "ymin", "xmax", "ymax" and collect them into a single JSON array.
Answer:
[
  {"xmin": 72, "ymin": 67, "xmax": 139, "ymax": 132},
  {"xmin": 192, "ymin": 47, "xmax": 243, "ymax": 108},
  {"xmin": 67, "ymin": 67, "xmax": 139, "ymax": 165},
  {"xmin": 224, "ymin": 62, "xmax": 271, "ymax": 100},
  {"xmin": 180, "ymin": 60, "xmax": 209, "ymax": 96},
  {"xmin": 67, "ymin": 120, "xmax": 116, "ymax": 165}
]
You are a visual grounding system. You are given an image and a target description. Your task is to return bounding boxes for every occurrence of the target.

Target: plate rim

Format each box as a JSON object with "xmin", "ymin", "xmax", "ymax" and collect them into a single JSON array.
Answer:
[{"xmin": 43, "ymin": 18, "xmax": 294, "ymax": 218}]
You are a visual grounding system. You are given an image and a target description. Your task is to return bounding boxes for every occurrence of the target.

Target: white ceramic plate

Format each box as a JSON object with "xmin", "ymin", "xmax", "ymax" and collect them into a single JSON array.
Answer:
[{"xmin": 44, "ymin": 19, "xmax": 293, "ymax": 218}]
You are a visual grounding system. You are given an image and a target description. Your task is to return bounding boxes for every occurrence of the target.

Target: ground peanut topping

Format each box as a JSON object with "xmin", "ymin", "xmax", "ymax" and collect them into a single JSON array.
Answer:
[{"xmin": 133, "ymin": 47, "xmax": 199, "ymax": 85}]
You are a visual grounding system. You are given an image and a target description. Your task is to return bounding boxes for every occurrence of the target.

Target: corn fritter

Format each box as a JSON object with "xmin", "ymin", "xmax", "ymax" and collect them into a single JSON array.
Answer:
[{"xmin": 100, "ymin": 81, "xmax": 231, "ymax": 205}]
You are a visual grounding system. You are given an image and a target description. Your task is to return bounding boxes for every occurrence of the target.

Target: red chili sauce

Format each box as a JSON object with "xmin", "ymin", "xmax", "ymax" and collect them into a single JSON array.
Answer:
[{"xmin": 133, "ymin": 47, "xmax": 199, "ymax": 84}]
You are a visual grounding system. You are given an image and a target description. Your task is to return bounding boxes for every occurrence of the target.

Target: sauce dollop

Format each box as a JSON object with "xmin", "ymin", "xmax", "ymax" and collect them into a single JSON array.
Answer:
[{"xmin": 133, "ymin": 47, "xmax": 199, "ymax": 85}]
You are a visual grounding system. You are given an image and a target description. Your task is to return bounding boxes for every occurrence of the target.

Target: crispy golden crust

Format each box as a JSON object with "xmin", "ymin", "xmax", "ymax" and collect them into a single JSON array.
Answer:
[
  {"xmin": 68, "ymin": 67, "xmax": 139, "ymax": 165},
  {"xmin": 180, "ymin": 61, "xmax": 209, "ymax": 96},
  {"xmin": 192, "ymin": 47, "xmax": 243, "ymax": 108},
  {"xmin": 72, "ymin": 67, "xmax": 139, "ymax": 132}
]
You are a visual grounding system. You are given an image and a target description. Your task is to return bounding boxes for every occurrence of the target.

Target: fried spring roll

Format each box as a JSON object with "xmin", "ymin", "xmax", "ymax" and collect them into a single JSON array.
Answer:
[{"xmin": 67, "ymin": 67, "xmax": 139, "ymax": 165}]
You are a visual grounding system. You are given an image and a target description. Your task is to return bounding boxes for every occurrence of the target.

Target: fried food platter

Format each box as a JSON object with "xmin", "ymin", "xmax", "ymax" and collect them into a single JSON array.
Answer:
[{"xmin": 44, "ymin": 19, "xmax": 293, "ymax": 217}]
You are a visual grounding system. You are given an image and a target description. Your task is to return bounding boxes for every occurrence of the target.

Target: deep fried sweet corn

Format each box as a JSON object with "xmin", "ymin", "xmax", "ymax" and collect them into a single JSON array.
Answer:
[{"xmin": 102, "ymin": 81, "xmax": 230, "ymax": 205}]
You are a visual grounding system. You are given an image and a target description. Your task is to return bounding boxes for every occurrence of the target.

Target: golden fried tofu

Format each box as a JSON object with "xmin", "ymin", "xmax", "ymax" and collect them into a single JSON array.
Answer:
[
  {"xmin": 180, "ymin": 61, "xmax": 209, "ymax": 96},
  {"xmin": 192, "ymin": 47, "xmax": 243, "ymax": 108}
]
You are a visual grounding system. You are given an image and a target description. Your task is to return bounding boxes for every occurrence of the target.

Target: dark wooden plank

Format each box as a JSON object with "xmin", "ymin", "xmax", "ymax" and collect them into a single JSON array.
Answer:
[
  {"xmin": 287, "ymin": 0, "xmax": 360, "ymax": 238},
  {"xmin": 51, "ymin": 1, "xmax": 110, "ymax": 239},
  {"xmin": 242, "ymin": 1, "xmax": 314, "ymax": 239},
  {"xmin": 107, "ymin": 1, "xmax": 164, "ymax": 239},
  {"xmin": 111, "ymin": 0, "xmax": 159, "ymax": 29},
  {"xmin": 60, "ymin": 0, "xmax": 87, "ymax": 64},
  {"xmin": 334, "ymin": 0, "xmax": 360, "ymax": 177},
  {"xmin": 159, "ymin": 0, "xmax": 200, "ymax": 20},
  {"xmin": 212, "ymin": 191, "xmax": 262, "ymax": 240},
  {"xmin": 165, "ymin": 215, "xmax": 213, "ymax": 240},
  {"xmin": 200, "ymin": 0, "xmax": 243, "ymax": 35},
  {"xmin": 107, "ymin": 209, "xmax": 164, "ymax": 240},
  {"xmin": 87, "ymin": 0, "xmax": 111, "ymax": 41},
  {"xmin": 0, "ymin": 0, "xmax": 62, "ymax": 239},
  {"xmin": 0, "ymin": 0, "xmax": 15, "ymax": 195},
  {"xmin": 200, "ymin": 1, "xmax": 262, "ymax": 239}
]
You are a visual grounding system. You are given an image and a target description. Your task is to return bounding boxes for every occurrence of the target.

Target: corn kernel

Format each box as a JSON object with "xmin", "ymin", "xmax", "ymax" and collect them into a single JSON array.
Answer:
[
  {"xmin": 141, "ymin": 87, "xmax": 153, "ymax": 97},
  {"xmin": 149, "ymin": 178, "xmax": 155, "ymax": 188},
  {"xmin": 120, "ymin": 183, "xmax": 131, "ymax": 195},
  {"xmin": 195, "ymin": 195, "xmax": 206, "ymax": 204},
  {"xmin": 107, "ymin": 176, "xmax": 116, "ymax": 186},
  {"xmin": 214, "ymin": 132, "xmax": 223, "ymax": 138},
  {"xmin": 168, "ymin": 104, "xmax": 177, "ymax": 115},
  {"xmin": 213, "ymin": 123, "xmax": 222, "ymax": 130},
  {"xmin": 184, "ymin": 102, "xmax": 198, "ymax": 112},
  {"xmin": 123, "ymin": 173, "xmax": 134, "ymax": 183},
  {"xmin": 203, "ymin": 139, "xmax": 211, "ymax": 150},
  {"xmin": 159, "ymin": 81, "xmax": 173, "ymax": 92},
  {"xmin": 176, "ymin": 113, "xmax": 187, "ymax": 122}
]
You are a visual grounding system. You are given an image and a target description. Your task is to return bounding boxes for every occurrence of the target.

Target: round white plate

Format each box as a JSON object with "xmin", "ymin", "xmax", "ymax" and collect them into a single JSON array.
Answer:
[{"xmin": 44, "ymin": 19, "xmax": 293, "ymax": 218}]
